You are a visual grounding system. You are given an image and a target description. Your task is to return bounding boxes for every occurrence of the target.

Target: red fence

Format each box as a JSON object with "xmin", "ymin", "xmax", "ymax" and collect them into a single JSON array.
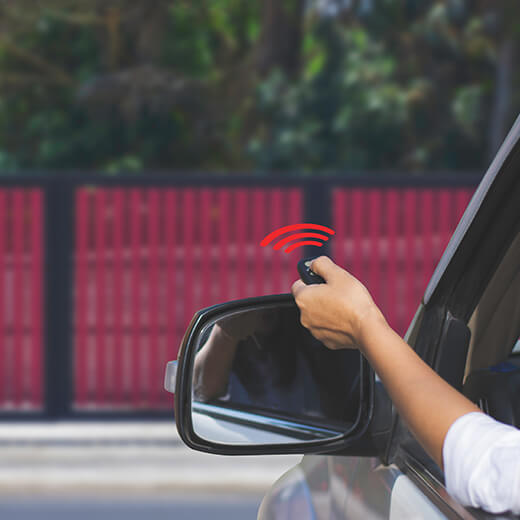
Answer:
[
  {"xmin": 73, "ymin": 187, "xmax": 303, "ymax": 410},
  {"xmin": 0, "ymin": 181, "xmax": 476, "ymax": 414},
  {"xmin": 332, "ymin": 187, "xmax": 473, "ymax": 336},
  {"xmin": 0, "ymin": 189, "xmax": 44, "ymax": 411}
]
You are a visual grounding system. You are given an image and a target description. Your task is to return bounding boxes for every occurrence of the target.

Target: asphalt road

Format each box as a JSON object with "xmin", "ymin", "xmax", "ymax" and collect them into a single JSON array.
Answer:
[{"xmin": 0, "ymin": 494, "xmax": 264, "ymax": 520}]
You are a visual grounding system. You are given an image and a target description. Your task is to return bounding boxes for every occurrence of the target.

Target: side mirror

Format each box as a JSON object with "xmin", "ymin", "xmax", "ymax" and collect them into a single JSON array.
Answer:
[{"xmin": 166, "ymin": 294, "xmax": 377, "ymax": 455}]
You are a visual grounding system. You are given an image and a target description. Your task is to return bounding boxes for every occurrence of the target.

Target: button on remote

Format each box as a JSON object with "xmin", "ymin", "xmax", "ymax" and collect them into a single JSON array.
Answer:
[{"xmin": 297, "ymin": 257, "xmax": 326, "ymax": 285}]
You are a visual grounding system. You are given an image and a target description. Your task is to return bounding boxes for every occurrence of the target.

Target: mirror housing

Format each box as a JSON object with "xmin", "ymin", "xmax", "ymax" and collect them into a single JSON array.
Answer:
[{"xmin": 170, "ymin": 294, "xmax": 385, "ymax": 456}]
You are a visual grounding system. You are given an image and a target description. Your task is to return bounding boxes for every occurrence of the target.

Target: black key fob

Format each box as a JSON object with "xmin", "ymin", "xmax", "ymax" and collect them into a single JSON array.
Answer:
[{"xmin": 297, "ymin": 257, "xmax": 326, "ymax": 285}]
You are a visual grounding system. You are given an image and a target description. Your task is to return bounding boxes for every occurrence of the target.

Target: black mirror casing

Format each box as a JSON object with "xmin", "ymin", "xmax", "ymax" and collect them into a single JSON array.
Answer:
[{"xmin": 174, "ymin": 294, "xmax": 390, "ymax": 456}]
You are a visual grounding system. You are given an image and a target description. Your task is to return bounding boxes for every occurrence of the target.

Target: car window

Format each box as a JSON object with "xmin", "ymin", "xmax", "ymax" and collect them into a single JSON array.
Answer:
[{"xmin": 465, "ymin": 232, "xmax": 520, "ymax": 374}]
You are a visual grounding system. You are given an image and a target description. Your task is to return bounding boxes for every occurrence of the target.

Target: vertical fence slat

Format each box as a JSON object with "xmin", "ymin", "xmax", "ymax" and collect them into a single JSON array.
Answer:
[
  {"xmin": 12, "ymin": 190, "xmax": 24, "ymax": 406},
  {"xmin": 21, "ymin": 193, "xmax": 29, "ymax": 404},
  {"xmin": 130, "ymin": 188, "xmax": 142, "ymax": 406},
  {"xmin": 421, "ymin": 189, "xmax": 434, "ymax": 295},
  {"xmin": 253, "ymin": 189, "xmax": 265, "ymax": 296},
  {"xmin": 183, "ymin": 189, "xmax": 195, "ymax": 328},
  {"xmin": 289, "ymin": 189, "xmax": 302, "ymax": 230},
  {"xmin": 200, "ymin": 188, "xmax": 211, "ymax": 307},
  {"xmin": 30, "ymin": 190, "xmax": 43, "ymax": 408},
  {"xmin": 236, "ymin": 189, "xmax": 247, "ymax": 299},
  {"xmin": 368, "ymin": 189, "xmax": 381, "ymax": 306},
  {"xmin": 280, "ymin": 190, "xmax": 291, "ymax": 290},
  {"xmin": 112, "ymin": 189, "xmax": 124, "ymax": 405},
  {"xmin": 0, "ymin": 191, "xmax": 5, "ymax": 406},
  {"xmin": 387, "ymin": 189, "xmax": 398, "ymax": 332},
  {"xmin": 344, "ymin": 190, "xmax": 353, "ymax": 270},
  {"xmin": 271, "ymin": 189, "xmax": 283, "ymax": 292},
  {"xmin": 439, "ymin": 189, "xmax": 452, "ymax": 257},
  {"xmin": 165, "ymin": 189, "xmax": 178, "ymax": 362},
  {"xmin": 404, "ymin": 188, "xmax": 416, "ymax": 327},
  {"xmin": 104, "ymin": 189, "xmax": 114, "ymax": 405},
  {"xmin": 288, "ymin": 188, "xmax": 302, "ymax": 287},
  {"xmin": 333, "ymin": 189, "xmax": 346, "ymax": 270},
  {"xmin": 217, "ymin": 189, "xmax": 230, "ymax": 303},
  {"xmin": 95, "ymin": 189, "xmax": 106, "ymax": 405},
  {"xmin": 149, "ymin": 189, "xmax": 160, "ymax": 406},
  {"xmin": 351, "ymin": 189, "xmax": 364, "ymax": 281}
]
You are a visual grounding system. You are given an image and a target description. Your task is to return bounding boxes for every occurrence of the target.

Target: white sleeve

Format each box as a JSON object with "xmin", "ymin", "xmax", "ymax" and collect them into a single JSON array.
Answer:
[{"xmin": 443, "ymin": 411, "xmax": 520, "ymax": 514}]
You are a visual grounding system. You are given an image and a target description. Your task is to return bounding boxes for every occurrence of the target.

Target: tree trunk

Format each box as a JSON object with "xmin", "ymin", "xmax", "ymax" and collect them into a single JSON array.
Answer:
[{"xmin": 255, "ymin": 0, "xmax": 305, "ymax": 78}]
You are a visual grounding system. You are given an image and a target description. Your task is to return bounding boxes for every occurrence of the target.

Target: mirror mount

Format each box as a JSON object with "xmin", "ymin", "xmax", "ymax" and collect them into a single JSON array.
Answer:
[{"xmin": 164, "ymin": 360, "xmax": 177, "ymax": 394}]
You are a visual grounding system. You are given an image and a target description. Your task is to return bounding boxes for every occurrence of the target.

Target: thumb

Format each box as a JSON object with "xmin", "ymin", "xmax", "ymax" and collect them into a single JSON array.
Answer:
[{"xmin": 310, "ymin": 256, "xmax": 340, "ymax": 283}]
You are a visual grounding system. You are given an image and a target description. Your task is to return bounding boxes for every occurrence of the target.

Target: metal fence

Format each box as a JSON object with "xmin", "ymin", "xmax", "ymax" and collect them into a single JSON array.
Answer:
[
  {"xmin": 0, "ymin": 189, "xmax": 44, "ymax": 412},
  {"xmin": 0, "ymin": 175, "xmax": 479, "ymax": 418}
]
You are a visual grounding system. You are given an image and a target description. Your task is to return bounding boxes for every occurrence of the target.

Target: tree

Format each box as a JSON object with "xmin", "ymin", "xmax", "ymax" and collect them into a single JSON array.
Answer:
[{"xmin": 0, "ymin": 0, "xmax": 518, "ymax": 174}]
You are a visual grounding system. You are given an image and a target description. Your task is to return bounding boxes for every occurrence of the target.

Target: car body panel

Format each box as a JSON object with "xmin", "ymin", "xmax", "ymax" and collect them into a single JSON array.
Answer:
[
  {"xmin": 258, "ymin": 457, "xmax": 446, "ymax": 519},
  {"xmin": 390, "ymin": 475, "xmax": 446, "ymax": 519}
]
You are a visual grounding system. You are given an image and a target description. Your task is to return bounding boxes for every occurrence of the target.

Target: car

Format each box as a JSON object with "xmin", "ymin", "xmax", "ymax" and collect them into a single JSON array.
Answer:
[{"xmin": 165, "ymin": 114, "xmax": 520, "ymax": 519}]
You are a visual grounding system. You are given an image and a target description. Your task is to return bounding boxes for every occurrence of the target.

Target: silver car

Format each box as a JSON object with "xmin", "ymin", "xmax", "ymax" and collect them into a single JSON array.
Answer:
[{"xmin": 165, "ymin": 115, "xmax": 520, "ymax": 519}]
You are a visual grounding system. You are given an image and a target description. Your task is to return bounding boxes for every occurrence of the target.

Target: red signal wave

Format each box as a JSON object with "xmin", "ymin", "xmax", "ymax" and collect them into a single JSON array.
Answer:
[{"xmin": 260, "ymin": 223, "xmax": 335, "ymax": 254}]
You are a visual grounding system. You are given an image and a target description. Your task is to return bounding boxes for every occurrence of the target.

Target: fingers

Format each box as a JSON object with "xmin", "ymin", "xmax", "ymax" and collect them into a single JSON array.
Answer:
[
  {"xmin": 291, "ymin": 279, "xmax": 306, "ymax": 299},
  {"xmin": 310, "ymin": 256, "xmax": 340, "ymax": 282}
]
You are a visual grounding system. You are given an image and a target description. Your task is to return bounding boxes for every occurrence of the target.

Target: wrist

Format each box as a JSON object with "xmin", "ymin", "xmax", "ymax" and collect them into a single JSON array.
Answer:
[{"xmin": 355, "ymin": 304, "xmax": 390, "ymax": 351}]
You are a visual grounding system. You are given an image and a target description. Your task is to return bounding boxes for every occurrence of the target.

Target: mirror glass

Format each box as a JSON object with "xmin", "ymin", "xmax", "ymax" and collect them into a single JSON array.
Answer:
[{"xmin": 190, "ymin": 303, "xmax": 361, "ymax": 445}]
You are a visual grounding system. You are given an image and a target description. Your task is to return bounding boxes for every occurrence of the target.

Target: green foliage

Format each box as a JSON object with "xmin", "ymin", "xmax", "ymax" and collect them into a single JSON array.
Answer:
[
  {"xmin": 249, "ymin": 1, "xmax": 511, "ymax": 172},
  {"xmin": 249, "ymin": 25, "xmax": 411, "ymax": 171},
  {"xmin": 0, "ymin": 1, "xmax": 518, "ymax": 175},
  {"xmin": 163, "ymin": 4, "xmax": 216, "ymax": 77},
  {"xmin": 452, "ymin": 85, "xmax": 485, "ymax": 138}
]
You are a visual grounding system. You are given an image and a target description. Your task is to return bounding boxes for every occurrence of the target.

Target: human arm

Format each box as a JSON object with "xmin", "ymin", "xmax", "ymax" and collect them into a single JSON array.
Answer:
[
  {"xmin": 193, "ymin": 324, "xmax": 239, "ymax": 401},
  {"xmin": 193, "ymin": 310, "xmax": 266, "ymax": 401},
  {"xmin": 290, "ymin": 256, "xmax": 480, "ymax": 469}
]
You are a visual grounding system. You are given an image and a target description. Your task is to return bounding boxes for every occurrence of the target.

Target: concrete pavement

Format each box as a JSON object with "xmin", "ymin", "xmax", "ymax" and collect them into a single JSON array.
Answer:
[
  {"xmin": 0, "ymin": 495, "xmax": 264, "ymax": 520},
  {"xmin": 0, "ymin": 421, "xmax": 301, "ymax": 496}
]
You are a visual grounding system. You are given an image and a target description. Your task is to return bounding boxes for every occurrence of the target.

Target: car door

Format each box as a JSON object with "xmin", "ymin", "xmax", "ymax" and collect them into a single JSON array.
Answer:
[{"xmin": 260, "ymin": 114, "xmax": 520, "ymax": 520}]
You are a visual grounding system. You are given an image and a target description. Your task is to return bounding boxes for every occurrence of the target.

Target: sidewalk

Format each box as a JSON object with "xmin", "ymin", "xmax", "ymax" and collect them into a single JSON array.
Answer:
[{"xmin": 0, "ymin": 422, "xmax": 301, "ymax": 496}]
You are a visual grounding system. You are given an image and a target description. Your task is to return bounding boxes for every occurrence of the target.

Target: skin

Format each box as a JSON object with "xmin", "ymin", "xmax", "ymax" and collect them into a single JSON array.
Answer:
[
  {"xmin": 291, "ymin": 256, "xmax": 480, "ymax": 469},
  {"xmin": 193, "ymin": 324, "xmax": 238, "ymax": 402},
  {"xmin": 193, "ymin": 310, "xmax": 277, "ymax": 401}
]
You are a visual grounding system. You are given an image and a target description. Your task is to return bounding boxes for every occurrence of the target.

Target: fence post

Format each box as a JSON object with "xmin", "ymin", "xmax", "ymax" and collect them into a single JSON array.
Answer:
[
  {"xmin": 303, "ymin": 179, "xmax": 333, "ymax": 259},
  {"xmin": 44, "ymin": 180, "xmax": 74, "ymax": 418}
]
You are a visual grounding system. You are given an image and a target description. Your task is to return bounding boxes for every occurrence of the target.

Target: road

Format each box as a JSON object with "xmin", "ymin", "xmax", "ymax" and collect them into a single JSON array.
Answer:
[
  {"xmin": 0, "ymin": 422, "xmax": 301, "ymax": 519},
  {"xmin": 0, "ymin": 494, "xmax": 264, "ymax": 520}
]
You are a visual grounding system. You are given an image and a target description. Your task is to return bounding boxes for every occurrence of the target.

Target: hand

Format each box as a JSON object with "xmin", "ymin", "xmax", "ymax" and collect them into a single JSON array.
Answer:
[{"xmin": 291, "ymin": 256, "xmax": 387, "ymax": 351}]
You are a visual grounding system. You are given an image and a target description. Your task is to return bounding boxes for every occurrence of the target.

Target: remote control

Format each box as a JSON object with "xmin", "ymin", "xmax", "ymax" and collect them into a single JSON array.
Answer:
[{"xmin": 297, "ymin": 257, "xmax": 326, "ymax": 285}]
